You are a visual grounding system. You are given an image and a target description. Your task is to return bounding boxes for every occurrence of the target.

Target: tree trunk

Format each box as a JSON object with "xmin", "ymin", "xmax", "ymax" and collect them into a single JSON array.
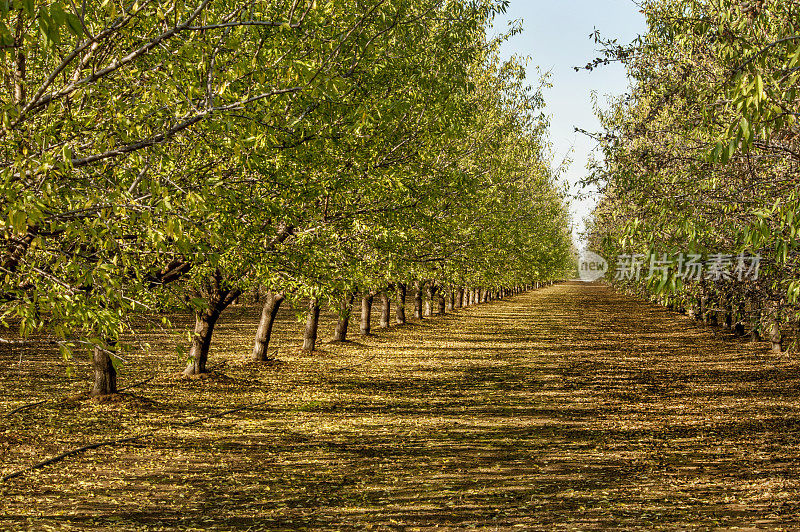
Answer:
[
  {"xmin": 707, "ymin": 297, "xmax": 719, "ymax": 326},
  {"xmin": 414, "ymin": 282, "xmax": 424, "ymax": 319},
  {"xmin": 361, "ymin": 293, "xmax": 374, "ymax": 335},
  {"xmin": 746, "ymin": 298, "xmax": 760, "ymax": 341},
  {"xmin": 445, "ymin": 291, "xmax": 454, "ymax": 311},
  {"xmin": 456, "ymin": 287, "xmax": 463, "ymax": 308},
  {"xmin": 184, "ymin": 276, "xmax": 241, "ymax": 376},
  {"xmin": 700, "ymin": 295, "xmax": 709, "ymax": 323},
  {"xmin": 333, "ymin": 293, "xmax": 355, "ymax": 342},
  {"xmin": 724, "ymin": 301, "xmax": 733, "ymax": 329},
  {"xmin": 687, "ymin": 297, "xmax": 698, "ymax": 320},
  {"xmin": 395, "ymin": 283, "xmax": 407, "ymax": 325},
  {"xmin": 91, "ymin": 343, "xmax": 117, "ymax": 397},
  {"xmin": 252, "ymin": 291, "xmax": 285, "ymax": 361},
  {"xmin": 733, "ymin": 300, "xmax": 746, "ymax": 337},
  {"xmin": 183, "ymin": 308, "xmax": 222, "ymax": 376},
  {"xmin": 302, "ymin": 298, "xmax": 320, "ymax": 353},
  {"xmin": 766, "ymin": 300, "xmax": 782, "ymax": 353},
  {"xmin": 717, "ymin": 295, "xmax": 730, "ymax": 329},
  {"xmin": 380, "ymin": 292, "xmax": 390, "ymax": 328},
  {"xmin": 424, "ymin": 284, "xmax": 436, "ymax": 316},
  {"xmin": 438, "ymin": 291, "xmax": 447, "ymax": 315}
]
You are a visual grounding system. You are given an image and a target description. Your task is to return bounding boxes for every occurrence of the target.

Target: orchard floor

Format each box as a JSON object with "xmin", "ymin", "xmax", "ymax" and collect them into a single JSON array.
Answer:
[{"xmin": 3, "ymin": 282, "xmax": 800, "ymax": 531}]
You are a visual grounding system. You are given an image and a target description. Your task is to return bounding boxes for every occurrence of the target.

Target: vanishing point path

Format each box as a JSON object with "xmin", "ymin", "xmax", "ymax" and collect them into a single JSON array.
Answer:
[{"xmin": 3, "ymin": 282, "xmax": 800, "ymax": 530}]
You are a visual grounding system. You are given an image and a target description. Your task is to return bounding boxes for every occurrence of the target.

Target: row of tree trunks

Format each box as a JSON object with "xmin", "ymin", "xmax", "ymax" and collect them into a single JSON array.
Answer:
[
  {"xmin": 663, "ymin": 287, "xmax": 787, "ymax": 354},
  {"xmin": 92, "ymin": 282, "xmax": 537, "ymax": 396}
]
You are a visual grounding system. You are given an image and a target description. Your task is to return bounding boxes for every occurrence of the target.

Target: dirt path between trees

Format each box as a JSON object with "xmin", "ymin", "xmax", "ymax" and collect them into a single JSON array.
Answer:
[{"xmin": 2, "ymin": 282, "xmax": 800, "ymax": 530}]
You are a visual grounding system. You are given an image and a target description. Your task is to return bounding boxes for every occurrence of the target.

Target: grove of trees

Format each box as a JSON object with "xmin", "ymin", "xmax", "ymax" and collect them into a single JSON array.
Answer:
[
  {"xmin": 0, "ymin": 0, "xmax": 574, "ymax": 396},
  {"xmin": 587, "ymin": 0, "xmax": 800, "ymax": 353}
]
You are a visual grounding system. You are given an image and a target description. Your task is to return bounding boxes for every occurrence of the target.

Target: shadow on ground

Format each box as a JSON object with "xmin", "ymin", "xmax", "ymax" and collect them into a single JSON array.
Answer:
[{"xmin": 2, "ymin": 282, "xmax": 800, "ymax": 530}]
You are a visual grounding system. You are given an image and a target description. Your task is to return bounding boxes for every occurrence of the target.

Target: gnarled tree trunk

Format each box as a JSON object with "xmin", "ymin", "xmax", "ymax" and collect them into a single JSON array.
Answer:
[
  {"xmin": 252, "ymin": 291, "xmax": 285, "ymax": 361},
  {"xmin": 184, "ymin": 307, "xmax": 222, "ymax": 376},
  {"xmin": 766, "ymin": 300, "xmax": 782, "ymax": 353},
  {"xmin": 302, "ymin": 298, "xmax": 320, "ymax": 353},
  {"xmin": 380, "ymin": 292, "xmax": 390, "ymax": 328},
  {"xmin": 91, "ymin": 343, "xmax": 117, "ymax": 397},
  {"xmin": 733, "ymin": 300, "xmax": 746, "ymax": 337},
  {"xmin": 424, "ymin": 283, "xmax": 436, "ymax": 316},
  {"xmin": 184, "ymin": 271, "xmax": 241, "ymax": 376},
  {"xmin": 395, "ymin": 283, "xmax": 407, "ymax": 325},
  {"xmin": 333, "ymin": 293, "xmax": 355, "ymax": 342},
  {"xmin": 700, "ymin": 295, "xmax": 709, "ymax": 323},
  {"xmin": 361, "ymin": 292, "xmax": 374, "ymax": 335},
  {"xmin": 746, "ymin": 298, "xmax": 760, "ymax": 341},
  {"xmin": 717, "ymin": 294, "xmax": 730, "ymax": 329},
  {"xmin": 414, "ymin": 282, "xmax": 423, "ymax": 319}
]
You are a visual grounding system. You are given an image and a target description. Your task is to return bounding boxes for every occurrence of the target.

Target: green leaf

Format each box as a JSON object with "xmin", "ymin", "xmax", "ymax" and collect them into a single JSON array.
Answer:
[
  {"xmin": 50, "ymin": 4, "xmax": 65, "ymax": 27},
  {"xmin": 65, "ymin": 13, "xmax": 83, "ymax": 36},
  {"xmin": 739, "ymin": 116, "xmax": 751, "ymax": 144},
  {"xmin": 190, "ymin": 297, "xmax": 209, "ymax": 311},
  {"xmin": 9, "ymin": 209, "xmax": 26, "ymax": 232},
  {"xmin": 0, "ymin": 20, "xmax": 12, "ymax": 46},
  {"xmin": 756, "ymin": 74, "xmax": 766, "ymax": 100},
  {"xmin": 62, "ymin": 145, "xmax": 73, "ymax": 165}
]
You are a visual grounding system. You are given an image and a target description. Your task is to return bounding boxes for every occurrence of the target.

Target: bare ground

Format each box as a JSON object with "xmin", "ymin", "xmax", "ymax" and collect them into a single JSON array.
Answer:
[{"xmin": 2, "ymin": 282, "xmax": 800, "ymax": 530}]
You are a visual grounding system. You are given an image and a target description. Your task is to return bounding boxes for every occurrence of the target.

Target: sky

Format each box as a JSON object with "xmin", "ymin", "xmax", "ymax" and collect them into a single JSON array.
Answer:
[{"xmin": 490, "ymin": 0, "xmax": 647, "ymax": 247}]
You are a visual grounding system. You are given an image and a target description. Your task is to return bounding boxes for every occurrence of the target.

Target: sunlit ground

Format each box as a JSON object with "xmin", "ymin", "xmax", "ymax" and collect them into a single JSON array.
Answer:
[{"xmin": 2, "ymin": 282, "xmax": 800, "ymax": 530}]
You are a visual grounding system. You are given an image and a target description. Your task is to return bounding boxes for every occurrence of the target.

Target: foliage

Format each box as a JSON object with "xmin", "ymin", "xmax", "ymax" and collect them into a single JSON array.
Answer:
[{"xmin": 587, "ymin": 0, "xmax": 800, "ymax": 336}]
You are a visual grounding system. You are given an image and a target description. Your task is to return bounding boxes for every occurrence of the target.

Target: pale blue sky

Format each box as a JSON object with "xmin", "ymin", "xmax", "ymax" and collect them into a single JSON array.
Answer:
[{"xmin": 490, "ymin": 0, "xmax": 646, "ymax": 245}]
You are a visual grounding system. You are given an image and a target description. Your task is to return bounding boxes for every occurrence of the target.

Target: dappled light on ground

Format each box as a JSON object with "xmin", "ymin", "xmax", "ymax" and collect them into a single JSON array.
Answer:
[{"xmin": 2, "ymin": 282, "xmax": 800, "ymax": 530}]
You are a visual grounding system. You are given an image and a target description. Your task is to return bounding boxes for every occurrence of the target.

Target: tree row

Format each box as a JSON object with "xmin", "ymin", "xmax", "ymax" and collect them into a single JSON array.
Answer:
[
  {"xmin": 587, "ymin": 0, "xmax": 800, "ymax": 353},
  {"xmin": 0, "ymin": 1, "xmax": 574, "ymax": 395}
]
